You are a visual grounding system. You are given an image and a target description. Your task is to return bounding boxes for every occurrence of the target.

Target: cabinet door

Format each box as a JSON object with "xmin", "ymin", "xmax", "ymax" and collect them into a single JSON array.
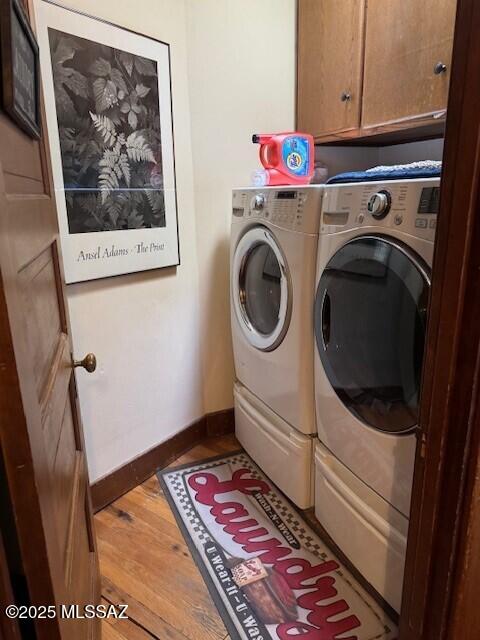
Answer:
[
  {"xmin": 297, "ymin": 0, "xmax": 365, "ymax": 138},
  {"xmin": 362, "ymin": 0, "xmax": 456, "ymax": 128}
]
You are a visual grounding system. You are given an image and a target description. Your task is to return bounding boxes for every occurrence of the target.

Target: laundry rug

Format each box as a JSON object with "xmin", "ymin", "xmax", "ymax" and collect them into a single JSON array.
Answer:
[{"xmin": 159, "ymin": 451, "xmax": 398, "ymax": 640}]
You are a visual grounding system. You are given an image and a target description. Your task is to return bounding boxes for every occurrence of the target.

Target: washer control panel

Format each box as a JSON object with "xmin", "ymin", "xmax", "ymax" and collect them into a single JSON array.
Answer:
[
  {"xmin": 232, "ymin": 186, "xmax": 324, "ymax": 235},
  {"xmin": 321, "ymin": 178, "xmax": 440, "ymax": 241}
]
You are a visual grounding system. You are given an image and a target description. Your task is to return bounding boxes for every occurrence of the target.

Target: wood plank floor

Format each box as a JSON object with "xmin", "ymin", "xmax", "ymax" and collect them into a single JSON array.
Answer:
[{"xmin": 96, "ymin": 434, "xmax": 239, "ymax": 640}]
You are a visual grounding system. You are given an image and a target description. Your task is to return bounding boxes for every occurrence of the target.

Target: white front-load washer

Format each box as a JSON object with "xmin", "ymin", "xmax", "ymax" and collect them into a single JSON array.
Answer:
[
  {"xmin": 231, "ymin": 185, "xmax": 324, "ymax": 508},
  {"xmin": 313, "ymin": 178, "xmax": 439, "ymax": 612}
]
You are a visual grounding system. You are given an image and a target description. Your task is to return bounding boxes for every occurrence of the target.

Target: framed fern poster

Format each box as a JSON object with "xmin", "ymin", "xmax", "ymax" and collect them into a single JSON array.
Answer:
[{"xmin": 34, "ymin": 1, "xmax": 179, "ymax": 282}]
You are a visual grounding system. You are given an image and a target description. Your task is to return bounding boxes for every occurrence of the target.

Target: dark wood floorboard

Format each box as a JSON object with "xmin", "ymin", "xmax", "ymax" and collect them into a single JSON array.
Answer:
[{"xmin": 96, "ymin": 434, "xmax": 239, "ymax": 640}]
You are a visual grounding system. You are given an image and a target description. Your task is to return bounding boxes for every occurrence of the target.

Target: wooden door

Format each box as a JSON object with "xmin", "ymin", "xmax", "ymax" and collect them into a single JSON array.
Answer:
[
  {"xmin": 362, "ymin": 0, "xmax": 456, "ymax": 128},
  {"xmin": 0, "ymin": 3, "xmax": 100, "ymax": 639},
  {"xmin": 297, "ymin": 0, "xmax": 365, "ymax": 138}
]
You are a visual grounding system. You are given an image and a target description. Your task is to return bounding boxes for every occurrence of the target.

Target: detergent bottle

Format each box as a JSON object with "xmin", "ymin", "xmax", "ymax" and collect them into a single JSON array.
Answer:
[{"xmin": 251, "ymin": 132, "xmax": 314, "ymax": 186}]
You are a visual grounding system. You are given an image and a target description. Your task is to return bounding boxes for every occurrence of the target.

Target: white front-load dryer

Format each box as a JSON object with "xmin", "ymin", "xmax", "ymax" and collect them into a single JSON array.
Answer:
[
  {"xmin": 313, "ymin": 178, "xmax": 439, "ymax": 612},
  {"xmin": 231, "ymin": 186, "xmax": 324, "ymax": 508}
]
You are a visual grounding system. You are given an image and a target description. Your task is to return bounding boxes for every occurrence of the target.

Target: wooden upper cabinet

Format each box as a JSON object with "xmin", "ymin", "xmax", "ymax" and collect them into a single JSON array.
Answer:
[
  {"xmin": 297, "ymin": 0, "xmax": 365, "ymax": 138},
  {"xmin": 362, "ymin": 0, "xmax": 456, "ymax": 128}
]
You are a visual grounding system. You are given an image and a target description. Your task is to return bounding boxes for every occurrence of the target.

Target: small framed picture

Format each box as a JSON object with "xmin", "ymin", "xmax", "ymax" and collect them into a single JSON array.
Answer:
[
  {"xmin": 34, "ymin": 0, "xmax": 180, "ymax": 283},
  {"xmin": 0, "ymin": 0, "xmax": 41, "ymax": 138}
]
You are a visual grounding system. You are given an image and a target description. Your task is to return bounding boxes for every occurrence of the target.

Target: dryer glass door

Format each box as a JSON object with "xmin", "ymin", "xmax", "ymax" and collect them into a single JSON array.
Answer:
[
  {"xmin": 232, "ymin": 226, "xmax": 291, "ymax": 351},
  {"xmin": 314, "ymin": 235, "xmax": 430, "ymax": 434}
]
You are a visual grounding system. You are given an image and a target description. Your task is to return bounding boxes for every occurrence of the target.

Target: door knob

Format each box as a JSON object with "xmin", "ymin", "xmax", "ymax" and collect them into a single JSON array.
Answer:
[
  {"xmin": 73, "ymin": 353, "xmax": 97, "ymax": 373},
  {"xmin": 341, "ymin": 92, "xmax": 351, "ymax": 102},
  {"xmin": 434, "ymin": 62, "xmax": 447, "ymax": 75}
]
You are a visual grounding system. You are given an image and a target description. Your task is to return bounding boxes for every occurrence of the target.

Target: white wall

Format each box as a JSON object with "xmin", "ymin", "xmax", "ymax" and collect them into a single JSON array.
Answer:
[
  {"xmin": 377, "ymin": 139, "xmax": 444, "ymax": 165},
  {"xmin": 186, "ymin": 0, "xmax": 296, "ymax": 413},
  {"xmin": 315, "ymin": 146, "xmax": 378, "ymax": 177},
  {"xmin": 39, "ymin": 0, "xmax": 435, "ymax": 482},
  {"xmin": 316, "ymin": 139, "xmax": 444, "ymax": 179},
  {"xmin": 50, "ymin": 0, "xmax": 203, "ymax": 482},
  {"xmin": 44, "ymin": 0, "xmax": 296, "ymax": 482}
]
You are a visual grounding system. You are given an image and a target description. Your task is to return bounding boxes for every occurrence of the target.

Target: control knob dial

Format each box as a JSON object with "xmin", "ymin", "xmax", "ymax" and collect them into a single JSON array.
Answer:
[
  {"xmin": 367, "ymin": 190, "xmax": 391, "ymax": 219},
  {"xmin": 252, "ymin": 194, "xmax": 266, "ymax": 211}
]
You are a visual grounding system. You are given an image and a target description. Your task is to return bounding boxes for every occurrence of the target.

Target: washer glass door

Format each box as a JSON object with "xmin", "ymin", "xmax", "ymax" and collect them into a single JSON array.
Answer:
[
  {"xmin": 314, "ymin": 235, "xmax": 430, "ymax": 434},
  {"xmin": 233, "ymin": 226, "xmax": 291, "ymax": 351}
]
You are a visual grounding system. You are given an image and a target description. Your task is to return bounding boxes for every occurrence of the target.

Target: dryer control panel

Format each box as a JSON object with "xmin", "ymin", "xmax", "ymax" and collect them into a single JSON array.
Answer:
[
  {"xmin": 321, "ymin": 178, "xmax": 440, "ymax": 241},
  {"xmin": 232, "ymin": 185, "xmax": 324, "ymax": 235}
]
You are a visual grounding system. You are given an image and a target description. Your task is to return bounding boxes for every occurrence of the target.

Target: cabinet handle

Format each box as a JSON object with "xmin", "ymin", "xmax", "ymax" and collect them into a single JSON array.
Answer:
[
  {"xmin": 341, "ymin": 92, "xmax": 351, "ymax": 102},
  {"xmin": 434, "ymin": 62, "xmax": 447, "ymax": 75}
]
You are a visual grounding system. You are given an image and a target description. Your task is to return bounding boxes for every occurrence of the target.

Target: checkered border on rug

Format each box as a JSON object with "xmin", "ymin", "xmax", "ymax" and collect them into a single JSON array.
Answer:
[{"xmin": 166, "ymin": 453, "xmax": 333, "ymax": 561}]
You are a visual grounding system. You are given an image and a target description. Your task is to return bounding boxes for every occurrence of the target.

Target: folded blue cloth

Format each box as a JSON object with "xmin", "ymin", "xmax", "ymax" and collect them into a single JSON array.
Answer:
[{"xmin": 327, "ymin": 161, "xmax": 442, "ymax": 184}]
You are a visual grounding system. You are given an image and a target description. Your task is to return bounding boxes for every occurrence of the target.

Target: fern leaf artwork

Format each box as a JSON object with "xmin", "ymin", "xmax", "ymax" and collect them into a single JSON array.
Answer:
[
  {"xmin": 48, "ymin": 27, "xmax": 167, "ymax": 235},
  {"xmin": 126, "ymin": 132, "xmax": 156, "ymax": 164},
  {"xmin": 145, "ymin": 189, "xmax": 164, "ymax": 214},
  {"xmin": 89, "ymin": 112, "xmax": 117, "ymax": 147},
  {"xmin": 43, "ymin": 8, "xmax": 178, "ymax": 281},
  {"xmin": 118, "ymin": 153, "xmax": 131, "ymax": 187},
  {"xmin": 98, "ymin": 150, "xmax": 120, "ymax": 202}
]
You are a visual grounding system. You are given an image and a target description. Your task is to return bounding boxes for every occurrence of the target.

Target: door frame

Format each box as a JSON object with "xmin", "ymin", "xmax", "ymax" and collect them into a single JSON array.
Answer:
[
  {"xmin": 0, "ymin": 529, "xmax": 21, "ymax": 640},
  {"xmin": 400, "ymin": 0, "xmax": 480, "ymax": 637}
]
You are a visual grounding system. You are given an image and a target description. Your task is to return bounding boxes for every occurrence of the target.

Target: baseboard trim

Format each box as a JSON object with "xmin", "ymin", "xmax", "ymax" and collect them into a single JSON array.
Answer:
[
  {"xmin": 206, "ymin": 407, "xmax": 235, "ymax": 437},
  {"xmin": 90, "ymin": 408, "xmax": 234, "ymax": 513}
]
